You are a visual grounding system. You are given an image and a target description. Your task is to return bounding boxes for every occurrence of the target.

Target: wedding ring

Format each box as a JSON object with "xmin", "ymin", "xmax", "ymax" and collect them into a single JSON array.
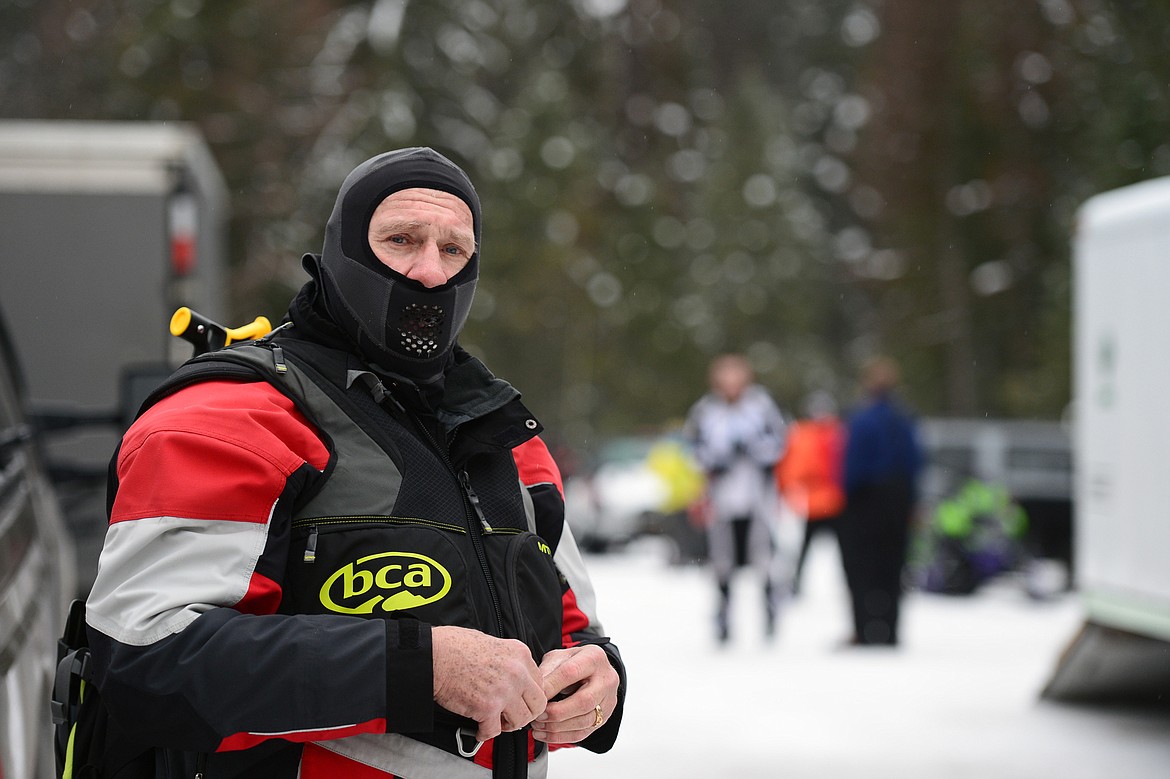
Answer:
[{"xmin": 593, "ymin": 703, "xmax": 604, "ymax": 727}]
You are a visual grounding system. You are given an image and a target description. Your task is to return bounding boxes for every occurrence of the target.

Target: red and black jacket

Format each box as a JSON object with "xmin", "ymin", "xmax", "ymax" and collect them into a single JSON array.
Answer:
[{"xmin": 86, "ymin": 293, "xmax": 624, "ymax": 779}]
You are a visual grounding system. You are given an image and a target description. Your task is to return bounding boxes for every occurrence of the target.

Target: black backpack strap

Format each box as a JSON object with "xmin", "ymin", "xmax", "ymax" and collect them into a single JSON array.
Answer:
[
  {"xmin": 52, "ymin": 600, "xmax": 95, "ymax": 777},
  {"xmin": 52, "ymin": 601, "xmax": 91, "ymax": 723},
  {"xmin": 132, "ymin": 323, "xmax": 313, "ymax": 424},
  {"xmin": 132, "ymin": 359, "xmax": 266, "ymax": 422},
  {"xmin": 103, "ymin": 356, "xmax": 273, "ymax": 520},
  {"xmin": 57, "ymin": 598, "xmax": 89, "ymax": 664}
]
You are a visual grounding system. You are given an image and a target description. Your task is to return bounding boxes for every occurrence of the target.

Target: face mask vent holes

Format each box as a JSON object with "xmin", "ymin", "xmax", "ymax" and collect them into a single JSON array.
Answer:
[{"xmin": 398, "ymin": 303, "xmax": 445, "ymax": 358}]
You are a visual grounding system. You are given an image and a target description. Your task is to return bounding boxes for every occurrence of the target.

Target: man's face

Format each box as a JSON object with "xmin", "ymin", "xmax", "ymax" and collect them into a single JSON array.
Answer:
[
  {"xmin": 367, "ymin": 187, "xmax": 476, "ymax": 288},
  {"xmin": 711, "ymin": 360, "xmax": 751, "ymax": 402}
]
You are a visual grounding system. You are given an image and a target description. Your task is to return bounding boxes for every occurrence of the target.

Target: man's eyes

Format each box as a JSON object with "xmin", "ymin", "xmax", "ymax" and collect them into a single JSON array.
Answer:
[{"xmin": 381, "ymin": 234, "xmax": 469, "ymax": 258}]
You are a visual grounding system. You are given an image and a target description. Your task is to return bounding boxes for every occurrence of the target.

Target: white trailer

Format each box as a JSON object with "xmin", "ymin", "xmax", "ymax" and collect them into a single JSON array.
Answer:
[
  {"xmin": 1044, "ymin": 176, "xmax": 1170, "ymax": 701},
  {"xmin": 0, "ymin": 120, "xmax": 229, "ymax": 592}
]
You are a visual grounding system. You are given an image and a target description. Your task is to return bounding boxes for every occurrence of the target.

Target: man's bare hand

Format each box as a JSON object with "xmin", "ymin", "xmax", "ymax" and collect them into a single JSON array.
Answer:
[
  {"xmin": 432, "ymin": 626, "xmax": 547, "ymax": 742},
  {"xmin": 532, "ymin": 645, "xmax": 620, "ymax": 745}
]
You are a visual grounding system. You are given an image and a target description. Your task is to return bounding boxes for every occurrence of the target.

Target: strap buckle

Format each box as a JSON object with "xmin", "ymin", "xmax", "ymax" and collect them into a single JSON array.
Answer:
[
  {"xmin": 455, "ymin": 728, "xmax": 484, "ymax": 757},
  {"xmin": 51, "ymin": 648, "xmax": 92, "ymax": 726}
]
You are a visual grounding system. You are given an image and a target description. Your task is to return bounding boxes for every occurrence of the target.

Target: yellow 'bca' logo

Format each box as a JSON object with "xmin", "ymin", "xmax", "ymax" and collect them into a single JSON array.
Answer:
[{"xmin": 320, "ymin": 552, "xmax": 452, "ymax": 614}]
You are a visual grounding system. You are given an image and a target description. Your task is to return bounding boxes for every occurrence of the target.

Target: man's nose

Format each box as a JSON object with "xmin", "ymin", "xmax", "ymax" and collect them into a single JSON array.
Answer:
[{"xmin": 405, "ymin": 241, "xmax": 448, "ymax": 288}]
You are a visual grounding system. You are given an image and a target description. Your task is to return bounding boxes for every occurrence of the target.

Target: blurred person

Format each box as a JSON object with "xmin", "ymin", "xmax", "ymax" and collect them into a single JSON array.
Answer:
[
  {"xmin": 645, "ymin": 436, "xmax": 708, "ymax": 564},
  {"xmin": 921, "ymin": 476, "xmax": 1029, "ymax": 596},
  {"xmin": 838, "ymin": 356, "xmax": 924, "ymax": 646},
  {"xmin": 775, "ymin": 390, "xmax": 846, "ymax": 597},
  {"xmin": 685, "ymin": 354, "xmax": 787, "ymax": 643},
  {"xmin": 81, "ymin": 148, "xmax": 625, "ymax": 778}
]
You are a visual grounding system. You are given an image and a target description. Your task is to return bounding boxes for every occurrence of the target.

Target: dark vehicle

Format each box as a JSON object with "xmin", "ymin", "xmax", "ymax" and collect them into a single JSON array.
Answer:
[
  {"xmin": 0, "ymin": 307, "xmax": 76, "ymax": 779},
  {"xmin": 0, "ymin": 120, "xmax": 229, "ymax": 594}
]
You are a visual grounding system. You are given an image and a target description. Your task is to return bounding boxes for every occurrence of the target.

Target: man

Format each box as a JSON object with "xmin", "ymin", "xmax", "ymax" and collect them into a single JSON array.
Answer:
[
  {"xmin": 685, "ymin": 354, "xmax": 786, "ymax": 643},
  {"xmin": 838, "ymin": 356, "xmax": 923, "ymax": 646},
  {"xmin": 85, "ymin": 147, "xmax": 625, "ymax": 778}
]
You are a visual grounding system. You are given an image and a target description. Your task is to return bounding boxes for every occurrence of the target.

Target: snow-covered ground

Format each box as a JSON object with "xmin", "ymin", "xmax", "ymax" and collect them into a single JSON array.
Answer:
[{"xmin": 553, "ymin": 536, "xmax": 1170, "ymax": 779}]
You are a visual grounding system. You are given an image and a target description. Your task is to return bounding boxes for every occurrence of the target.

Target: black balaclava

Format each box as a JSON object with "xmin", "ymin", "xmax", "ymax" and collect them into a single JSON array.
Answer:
[{"xmin": 316, "ymin": 147, "xmax": 481, "ymax": 384}]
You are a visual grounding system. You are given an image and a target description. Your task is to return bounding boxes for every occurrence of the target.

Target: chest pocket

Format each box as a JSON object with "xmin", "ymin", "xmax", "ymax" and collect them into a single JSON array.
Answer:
[
  {"xmin": 483, "ymin": 529, "xmax": 564, "ymax": 659},
  {"xmin": 284, "ymin": 517, "xmax": 564, "ymax": 660}
]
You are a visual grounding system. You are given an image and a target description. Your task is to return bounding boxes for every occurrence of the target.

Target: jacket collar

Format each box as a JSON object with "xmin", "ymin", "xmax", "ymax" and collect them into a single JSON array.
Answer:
[{"xmin": 288, "ymin": 274, "xmax": 542, "ymax": 452}]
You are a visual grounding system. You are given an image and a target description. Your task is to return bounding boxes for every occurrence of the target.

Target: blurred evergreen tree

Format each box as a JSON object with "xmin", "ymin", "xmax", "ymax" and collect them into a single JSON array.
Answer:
[
  {"xmin": 1, "ymin": 0, "xmax": 1167, "ymax": 451},
  {"xmin": 848, "ymin": 0, "xmax": 1170, "ymax": 417}
]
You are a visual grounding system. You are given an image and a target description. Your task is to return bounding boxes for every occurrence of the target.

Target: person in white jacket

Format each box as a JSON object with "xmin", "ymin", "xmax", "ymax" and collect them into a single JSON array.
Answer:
[{"xmin": 685, "ymin": 354, "xmax": 787, "ymax": 643}]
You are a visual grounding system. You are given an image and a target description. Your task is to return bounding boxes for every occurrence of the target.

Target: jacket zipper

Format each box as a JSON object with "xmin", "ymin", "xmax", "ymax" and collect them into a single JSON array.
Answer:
[
  {"xmin": 400, "ymin": 402, "xmax": 528, "ymax": 779},
  {"xmin": 430, "ymin": 443, "xmax": 505, "ymax": 637},
  {"xmin": 459, "ymin": 471, "xmax": 493, "ymax": 533},
  {"xmin": 375, "ymin": 384, "xmax": 506, "ymax": 637},
  {"xmin": 297, "ymin": 516, "xmax": 472, "ymax": 564}
]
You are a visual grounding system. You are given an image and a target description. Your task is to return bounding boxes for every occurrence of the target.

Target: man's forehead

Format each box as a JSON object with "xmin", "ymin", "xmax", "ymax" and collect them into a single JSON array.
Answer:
[
  {"xmin": 374, "ymin": 187, "xmax": 473, "ymax": 219},
  {"xmin": 368, "ymin": 187, "xmax": 476, "ymax": 249}
]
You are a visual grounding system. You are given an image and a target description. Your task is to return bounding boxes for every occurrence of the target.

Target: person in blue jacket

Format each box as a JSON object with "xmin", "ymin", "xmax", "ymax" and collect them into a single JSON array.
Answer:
[{"xmin": 838, "ymin": 356, "xmax": 923, "ymax": 646}]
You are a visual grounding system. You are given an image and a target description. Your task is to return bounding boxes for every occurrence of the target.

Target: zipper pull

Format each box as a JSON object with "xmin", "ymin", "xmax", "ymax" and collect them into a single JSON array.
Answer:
[
  {"xmin": 459, "ymin": 472, "xmax": 493, "ymax": 532},
  {"xmin": 364, "ymin": 374, "xmax": 406, "ymax": 413},
  {"xmin": 303, "ymin": 526, "xmax": 318, "ymax": 563},
  {"xmin": 271, "ymin": 344, "xmax": 287, "ymax": 375}
]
